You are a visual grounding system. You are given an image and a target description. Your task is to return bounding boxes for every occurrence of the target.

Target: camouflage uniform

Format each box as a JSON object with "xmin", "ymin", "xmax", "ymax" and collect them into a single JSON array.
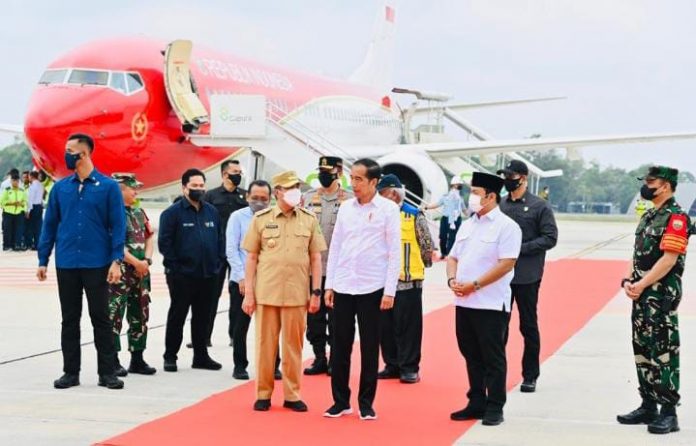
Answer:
[
  {"xmin": 631, "ymin": 195, "xmax": 689, "ymax": 406},
  {"xmin": 108, "ymin": 193, "xmax": 154, "ymax": 353}
]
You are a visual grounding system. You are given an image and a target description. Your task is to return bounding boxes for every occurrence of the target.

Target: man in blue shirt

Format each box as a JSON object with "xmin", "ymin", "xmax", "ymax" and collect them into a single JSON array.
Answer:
[
  {"xmin": 159, "ymin": 168, "xmax": 226, "ymax": 372},
  {"xmin": 37, "ymin": 133, "xmax": 126, "ymax": 390},
  {"xmin": 423, "ymin": 176, "xmax": 466, "ymax": 258}
]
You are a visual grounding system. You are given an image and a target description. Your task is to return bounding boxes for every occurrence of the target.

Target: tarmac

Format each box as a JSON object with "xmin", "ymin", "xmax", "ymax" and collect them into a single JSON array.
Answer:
[{"xmin": 0, "ymin": 214, "xmax": 695, "ymax": 445}]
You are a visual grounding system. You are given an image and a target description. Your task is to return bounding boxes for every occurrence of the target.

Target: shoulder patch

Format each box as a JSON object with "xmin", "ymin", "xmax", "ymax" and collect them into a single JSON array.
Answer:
[{"xmin": 661, "ymin": 213, "xmax": 689, "ymax": 254}]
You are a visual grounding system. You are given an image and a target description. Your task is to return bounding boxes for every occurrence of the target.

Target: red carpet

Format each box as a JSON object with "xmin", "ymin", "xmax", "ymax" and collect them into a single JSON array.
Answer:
[{"xmin": 97, "ymin": 259, "xmax": 627, "ymax": 446}]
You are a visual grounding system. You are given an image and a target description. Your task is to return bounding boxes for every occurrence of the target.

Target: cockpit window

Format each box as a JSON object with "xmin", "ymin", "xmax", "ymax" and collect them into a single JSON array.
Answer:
[
  {"xmin": 68, "ymin": 69, "xmax": 109, "ymax": 86},
  {"xmin": 109, "ymin": 72, "xmax": 127, "ymax": 94},
  {"xmin": 126, "ymin": 73, "xmax": 144, "ymax": 94},
  {"xmin": 38, "ymin": 69, "xmax": 67, "ymax": 85}
]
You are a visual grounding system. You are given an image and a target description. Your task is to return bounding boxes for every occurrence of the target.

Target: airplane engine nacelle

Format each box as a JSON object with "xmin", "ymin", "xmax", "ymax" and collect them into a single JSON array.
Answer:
[{"xmin": 376, "ymin": 152, "xmax": 448, "ymax": 204}]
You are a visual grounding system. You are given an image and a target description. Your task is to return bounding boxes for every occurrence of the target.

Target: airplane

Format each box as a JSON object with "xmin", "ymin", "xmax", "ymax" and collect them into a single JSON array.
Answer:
[{"xmin": 2, "ymin": 5, "xmax": 696, "ymax": 204}]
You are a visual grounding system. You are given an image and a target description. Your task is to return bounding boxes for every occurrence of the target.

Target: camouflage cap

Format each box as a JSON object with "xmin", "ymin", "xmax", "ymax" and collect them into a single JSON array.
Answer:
[
  {"xmin": 638, "ymin": 165, "xmax": 679, "ymax": 184},
  {"xmin": 111, "ymin": 172, "xmax": 143, "ymax": 188},
  {"xmin": 272, "ymin": 170, "xmax": 301, "ymax": 188}
]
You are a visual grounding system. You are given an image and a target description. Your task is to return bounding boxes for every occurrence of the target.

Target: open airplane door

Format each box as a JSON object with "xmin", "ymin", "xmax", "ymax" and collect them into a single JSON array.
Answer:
[{"xmin": 164, "ymin": 40, "xmax": 209, "ymax": 132}]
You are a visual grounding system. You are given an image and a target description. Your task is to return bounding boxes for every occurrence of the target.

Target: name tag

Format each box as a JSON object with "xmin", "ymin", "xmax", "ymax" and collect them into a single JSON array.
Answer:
[
  {"xmin": 183, "ymin": 223, "xmax": 194, "ymax": 227},
  {"xmin": 265, "ymin": 223, "xmax": 279, "ymax": 229}
]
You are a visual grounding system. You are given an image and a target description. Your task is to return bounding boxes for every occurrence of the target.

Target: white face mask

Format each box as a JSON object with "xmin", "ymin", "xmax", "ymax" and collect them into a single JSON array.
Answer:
[
  {"xmin": 468, "ymin": 194, "xmax": 483, "ymax": 214},
  {"xmin": 283, "ymin": 188, "xmax": 302, "ymax": 207}
]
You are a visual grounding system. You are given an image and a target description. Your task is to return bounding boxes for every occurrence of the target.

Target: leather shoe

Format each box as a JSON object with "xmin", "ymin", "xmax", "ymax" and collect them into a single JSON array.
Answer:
[
  {"xmin": 98, "ymin": 374, "xmax": 124, "ymax": 389},
  {"xmin": 283, "ymin": 400, "xmax": 308, "ymax": 412},
  {"xmin": 450, "ymin": 406, "xmax": 485, "ymax": 421},
  {"xmin": 53, "ymin": 373, "xmax": 80, "ymax": 389},
  {"xmin": 274, "ymin": 369, "xmax": 282, "ymax": 380},
  {"xmin": 400, "ymin": 372, "xmax": 420, "ymax": 384},
  {"xmin": 192, "ymin": 357, "xmax": 222, "ymax": 370},
  {"xmin": 128, "ymin": 361, "xmax": 157, "ymax": 375},
  {"xmin": 303, "ymin": 357, "xmax": 328, "ymax": 375},
  {"xmin": 377, "ymin": 368, "xmax": 400, "ymax": 379},
  {"xmin": 232, "ymin": 368, "xmax": 249, "ymax": 380},
  {"xmin": 163, "ymin": 359, "xmax": 178, "ymax": 372},
  {"xmin": 617, "ymin": 405, "xmax": 658, "ymax": 425},
  {"xmin": 648, "ymin": 412, "xmax": 679, "ymax": 434},
  {"xmin": 253, "ymin": 399, "xmax": 271, "ymax": 411},
  {"xmin": 520, "ymin": 379, "xmax": 536, "ymax": 393},
  {"xmin": 482, "ymin": 411, "xmax": 504, "ymax": 426}
]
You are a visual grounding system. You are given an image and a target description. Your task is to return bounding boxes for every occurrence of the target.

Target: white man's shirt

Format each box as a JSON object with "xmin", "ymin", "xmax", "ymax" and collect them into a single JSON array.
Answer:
[
  {"xmin": 450, "ymin": 206, "xmax": 522, "ymax": 312},
  {"xmin": 326, "ymin": 192, "xmax": 401, "ymax": 296},
  {"xmin": 28, "ymin": 180, "xmax": 44, "ymax": 207}
]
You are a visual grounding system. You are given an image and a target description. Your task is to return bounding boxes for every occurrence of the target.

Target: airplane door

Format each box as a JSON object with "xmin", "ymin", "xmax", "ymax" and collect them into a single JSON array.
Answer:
[{"xmin": 164, "ymin": 39, "xmax": 209, "ymax": 132}]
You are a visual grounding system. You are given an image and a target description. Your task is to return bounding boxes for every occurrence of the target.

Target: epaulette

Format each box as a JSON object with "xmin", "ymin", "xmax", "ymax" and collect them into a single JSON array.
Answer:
[
  {"xmin": 255, "ymin": 207, "xmax": 273, "ymax": 216},
  {"xmin": 298, "ymin": 207, "xmax": 317, "ymax": 217}
]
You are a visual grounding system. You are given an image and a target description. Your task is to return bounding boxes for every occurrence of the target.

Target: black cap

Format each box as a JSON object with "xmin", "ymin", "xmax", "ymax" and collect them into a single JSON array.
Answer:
[
  {"xmin": 496, "ymin": 159, "xmax": 529, "ymax": 176},
  {"xmin": 377, "ymin": 173, "xmax": 403, "ymax": 191},
  {"xmin": 471, "ymin": 171, "xmax": 504, "ymax": 194},
  {"xmin": 318, "ymin": 156, "xmax": 343, "ymax": 170}
]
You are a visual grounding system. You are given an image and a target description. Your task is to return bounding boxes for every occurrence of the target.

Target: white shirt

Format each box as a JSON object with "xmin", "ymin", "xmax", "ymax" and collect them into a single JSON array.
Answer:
[
  {"xmin": 326, "ymin": 192, "xmax": 401, "ymax": 296},
  {"xmin": 28, "ymin": 180, "xmax": 44, "ymax": 206},
  {"xmin": 450, "ymin": 206, "xmax": 522, "ymax": 312},
  {"xmin": 0, "ymin": 178, "xmax": 11, "ymax": 190}
]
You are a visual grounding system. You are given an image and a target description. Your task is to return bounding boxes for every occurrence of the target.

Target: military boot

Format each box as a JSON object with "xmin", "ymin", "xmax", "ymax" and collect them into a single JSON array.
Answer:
[
  {"xmin": 128, "ymin": 350, "xmax": 157, "ymax": 375},
  {"xmin": 617, "ymin": 400, "xmax": 658, "ymax": 425},
  {"xmin": 114, "ymin": 355, "xmax": 128, "ymax": 377},
  {"xmin": 304, "ymin": 355, "xmax": 328, "ymax": 375},
  {"xmin": 648, "ymin": 404, "xmax": 679, "ymax": 434}
]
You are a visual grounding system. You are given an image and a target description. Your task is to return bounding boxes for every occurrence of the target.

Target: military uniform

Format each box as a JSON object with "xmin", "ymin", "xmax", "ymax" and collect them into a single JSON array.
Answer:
[
  {"xmin": 301, "ymin": 156, "xmax": 352, "ymax": 372},
  {"xmin": 242, "ymin": 170, "xmax": 327, "ymax": 404}
]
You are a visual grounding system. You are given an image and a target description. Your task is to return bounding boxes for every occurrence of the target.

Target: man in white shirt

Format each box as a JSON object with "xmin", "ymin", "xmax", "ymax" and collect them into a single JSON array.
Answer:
[
  {"xmin": 26, "ymin": 171, "xmax": 45, "ymax": 250},
  {"xmin": 323, "ymin": 159, "xmax": 401, "ymax": 421},
  {"xmin": 447, "ymin": 172, "xmax": 522, "ymax": 427}
]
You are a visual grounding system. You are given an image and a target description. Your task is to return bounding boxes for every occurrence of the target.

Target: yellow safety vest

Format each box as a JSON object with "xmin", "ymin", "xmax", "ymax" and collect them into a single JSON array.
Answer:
[
  {"xmin": 400, "ymin": 211, "xmax": 425, "ymax": 282},
  {"xmin": 0, "ymin": 188, "xmax": 28, "ymax": 215}
]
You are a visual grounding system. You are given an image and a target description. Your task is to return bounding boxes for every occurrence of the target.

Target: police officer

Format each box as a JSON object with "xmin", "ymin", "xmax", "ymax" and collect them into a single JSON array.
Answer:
[
  {"xmin": 108, "ymin": 173, "xmax": 157, "ymax": 377},
  {"xmin": 497, "ymin": 160, "xmax": 558, "ymax": 393},
  {"xmin": 617, "ymin": 166, "xmax": 690, "ymax": 435},
  {"xmin": 242, "ymin": 170, "xmax": 327, "ymax": 412},
  {"xmin": 1, "ymin": 173, "xmax": 27, "ymax": 251},
  {"xmin": 302, "ymin": 156, "xmax": 353, "ymax": 375},
  {"xmin": 159, "ymin": 168, "xmax": 226, "ymax": 372}
]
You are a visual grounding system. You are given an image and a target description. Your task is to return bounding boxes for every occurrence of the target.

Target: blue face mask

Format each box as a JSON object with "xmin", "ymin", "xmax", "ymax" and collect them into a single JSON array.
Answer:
[{"xmin": 65, "ymin": 152, "xmax": 81, "ymax": 170}]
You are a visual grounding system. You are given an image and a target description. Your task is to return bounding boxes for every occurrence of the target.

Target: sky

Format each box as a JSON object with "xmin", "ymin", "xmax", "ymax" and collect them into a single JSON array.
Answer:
[{"xmin": 1, "ymin": 0, "xmax": 696, "ymax": 173}]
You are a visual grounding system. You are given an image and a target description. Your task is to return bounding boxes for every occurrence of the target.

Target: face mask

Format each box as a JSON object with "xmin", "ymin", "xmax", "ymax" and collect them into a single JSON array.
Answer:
[
  {"xmin": 283, "ymin": 188, "xmax": 302, "ymax": 207},
  {"xmin": 188, "ymin": 189, "xmax": 205, "ymax": 202},
  {"xmin": 640, "ymin": 184, "xmax": 661, "ymax": 201},
  {"xmin": 468, "ymin": 194, "xmax": 483, "ymax": 214},
  {"xmin": 318, "ymin": 171, "xmax": 337, "ymax": 188},
  {"xmin": 249, "ymin": 199, "xmax": 268, "ymax": 213},
  {"xmin": 227, "ymin": 173, "xmax": 242, "ymax": 186},
  {"xmin": 65, "ymin": 152, "xmax": 81, "ymax": 170},
  {"xmin": 504, "ymin": 178, "xmax": 522, "ymax": 193}
]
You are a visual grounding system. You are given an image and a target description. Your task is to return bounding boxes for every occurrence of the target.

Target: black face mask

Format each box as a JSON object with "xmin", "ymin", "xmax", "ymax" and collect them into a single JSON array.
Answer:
[
  {"xmin": 227, "ymin": 174, "xmax": 242, "ymax": 186},
  {"xmin": 188, "ymin": 189, "xmax": 205, "ymax": 202},
  {"xmin": 318, "ymin": 171, "xmax": 338, "ymax": 188},
  {"xmin": 640, "ymin": 184, "xmax": 660, "ymax": 201},
  {"xmin": 504, "ymin": 178, "xmax": 522, "ymax": 193}
]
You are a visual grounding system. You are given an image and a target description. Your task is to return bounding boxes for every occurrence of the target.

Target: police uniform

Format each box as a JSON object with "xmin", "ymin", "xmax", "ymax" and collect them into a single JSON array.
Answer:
[
  {"xmin": 0, "ymin": 181, "xmax": 27, "ymax": 251},
  {"xmin": 301, "ymin": 156, "xmax": 353, "ymax": 374},
  {"xmin": 242, "ymin": 171, "xmax": 327, "ymax": 404},
  {"xmin": 107, "ymin": 173, "xmax": 156, "ymax": 375},
  {"xmin": 618, "ymin": 166, "xmax": 691, "ymax": 433}
]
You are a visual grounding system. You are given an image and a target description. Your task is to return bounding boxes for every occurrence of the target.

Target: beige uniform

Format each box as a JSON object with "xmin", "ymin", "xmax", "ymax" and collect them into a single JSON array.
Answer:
[
  {"xmin": 302, "ymin": 187, "xmax": 353, "ymax": 273},
  {"xmin": 242, "ymin": 205, "xmax": 327, "ymax": 401}
]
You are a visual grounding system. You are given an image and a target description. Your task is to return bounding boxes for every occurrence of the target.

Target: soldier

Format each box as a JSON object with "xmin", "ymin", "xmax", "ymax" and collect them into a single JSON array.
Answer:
[
  {"xmin": 617, "ymin": 166, "xmax": 690, "ymax": 435},
  {"xmin": 301, "ymin": 156, "xmax": 353, "ymax": 375},
  {"xmin": 108, "ymin": 173, "xmax": 157, "ymax": 376}
]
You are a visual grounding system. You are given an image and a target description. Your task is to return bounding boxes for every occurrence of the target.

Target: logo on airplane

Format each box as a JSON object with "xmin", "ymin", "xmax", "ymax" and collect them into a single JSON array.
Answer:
[{"xmin": 131, "ymin": 113, "xmax": 148, "ymax": 142}]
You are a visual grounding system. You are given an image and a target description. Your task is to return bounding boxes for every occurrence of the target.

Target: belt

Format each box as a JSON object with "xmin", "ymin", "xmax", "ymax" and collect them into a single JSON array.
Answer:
[{"xmin": 397, "ymin": 280, "xmax": 423, "ymax": 291}]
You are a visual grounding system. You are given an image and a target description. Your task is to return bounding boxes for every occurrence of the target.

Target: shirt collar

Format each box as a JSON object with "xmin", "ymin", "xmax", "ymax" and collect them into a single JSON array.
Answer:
[
  {"xmin": 506, "ymin": 190, "xmax": 528, "ymax": 203},
  {"xmin": 273, "ymin": 204, "xmax": 297, "ymax": 217},
  {"xmin": 353, "ymin": 191, "xmax": 379, "ymax": 208},
  {"xmin": 475, "ymin": 206, "xmax": 501, "ymax": 222},
  {"xmin": 70, "ymin": 169, "xmax": 99, "ymax": 184}
]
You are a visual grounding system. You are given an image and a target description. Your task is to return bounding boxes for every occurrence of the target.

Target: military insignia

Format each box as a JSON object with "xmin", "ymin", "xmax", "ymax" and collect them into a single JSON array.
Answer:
[
  {"xmin": 524, "ymin": 206, "xmax": 529, "ymax": 212},
  {"xmin": 268, "ymin": 239, "xmax": 277, "ymax": 248},
  {"xmin": 673, "ymin": 220, "xmax": 684, "ymax": 231},
  {"xmin": 131, "ymin": 112, "xmax": 148, "ymax": 142}
]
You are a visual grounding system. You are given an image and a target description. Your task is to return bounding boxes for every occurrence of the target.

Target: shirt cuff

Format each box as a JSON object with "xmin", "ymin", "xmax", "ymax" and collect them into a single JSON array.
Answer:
[{"xmin": 384, "ymin": 283, "xmax": 396, "ymax": 297}]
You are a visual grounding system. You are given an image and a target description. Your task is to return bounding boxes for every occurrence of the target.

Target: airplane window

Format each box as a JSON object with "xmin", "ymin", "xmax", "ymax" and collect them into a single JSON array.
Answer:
[
  {"xmin": 126, "ymin": 73, "xmax": 144, "ymax": 93},
  {"xmin": 38, "ymin": 69, "xmax": 67, "ymax": 85},
  {"xmin": 68, "ymin": 69, "xmax": 109, "ymax": 86},
  {"xmin": 109, "ymin": 72, "xmax": 127, "ymax": 93}
]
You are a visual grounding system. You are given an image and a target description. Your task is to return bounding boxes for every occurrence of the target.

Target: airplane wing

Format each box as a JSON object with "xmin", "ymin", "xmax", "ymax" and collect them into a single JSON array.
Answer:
[
  {"xmin": 0, "ymin": 124, "xmax": 23, "ymax": 135},
  {"xmin": 349, "ymin": 132, "xmax": 696, "ymax": 159},
  {"xmin": 414, "ymin": 96, "xmax": 566, "ymax": 114}
]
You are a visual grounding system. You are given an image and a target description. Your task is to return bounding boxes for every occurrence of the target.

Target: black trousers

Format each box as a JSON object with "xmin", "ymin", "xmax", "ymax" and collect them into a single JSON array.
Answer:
[
  {"xmin": 4, "ymin": 212, "xmax": 24, "ymax": 250},
  {"xmin": 332, "ymin": 289, "xmax": 382, "ymax": 410},
  {"xmin": 228, "ymin": 280, "xmax": 251, "ymax": 370},
  {"xmin": 456, "ymin": 306, "xmax": 508, "ymax": 413},
  {"xmin": 56, "ymin": 267, "xmax": 115, "ymax": 376},
  {"xmin": 380, "ymin": 286, "xmax": 423, "ymax": 373},
  {"xmin": 1, "ymin": 211, "xmax": 7, "ymax": 249},
  {"xmin": 306, "ymin": 276, "xmax": 332, "ymax": 358},
  {"xmin": 506, "ymin": 281, "xmax": 541, "ymax": 381},
  {"xmin": 27, "ymin": 204, "xmax": 43, "ymax": 249},
  {"xmin": 164, "ymin": 274, "xmax": 216, "ymax": 361},
  {"xmin": 206, "ymin": 263, "xmax": 229, "ymax": 343},
  {"xmin": 439, "ymin": 216, "xmax": 461, "ymax": 256}
]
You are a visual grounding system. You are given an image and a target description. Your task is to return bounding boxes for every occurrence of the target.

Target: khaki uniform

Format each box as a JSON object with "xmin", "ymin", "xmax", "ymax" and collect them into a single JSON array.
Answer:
[{"xmin": 242, "ymin": 204, "xmax": 327, "ymax": 400}]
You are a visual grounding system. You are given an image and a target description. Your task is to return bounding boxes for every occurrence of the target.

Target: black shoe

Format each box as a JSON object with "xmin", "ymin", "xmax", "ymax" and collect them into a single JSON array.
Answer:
[
  {"xmin": 648, "ymin": 412, "xmax": 679, "ymax": 434},
  {"xmin": 377, "ymin": 368, "xmax": 400, "ymax": 379},
  {"xmin": 186, "ymin": 342, "xmax": 193, "ymax": 349},
  {"xmin": 253, "ymin": 399, "xmax": 271, "ymax": 411},
  {"xmin": 520, "ymin": 379, "xmax": 536, "ymax": 393},
  {"xmin": 128, "ymin": 360, "xmax": 157, "ymax": 375},
  {"xmin": 274, "ymin": 369, "xmax": 282, "ymax": 380},
  {"xmin": 53, "ymin": 373, "xmax": 80, "ymax": 389},
  {"xmin": 617, "ymin": 405, "xmax": 658, "ymax": 425},
  {"xmin": 400, "ymin": 372, "xmax": 420, "ymax": 384},
  {"xmin": 303, "ymin": 357, "xmax": 328, "ymax": 375},
  {"xmin": 163, "ymin": 359, "xmax": 178, "ymax": 372},
  {"xmin": 283, "ymin": 400, "xmax": 308, "ymax": 412},
  {"xmin": 98, "ymin": 374, "xmax": 124, "ymax": 389},
  {"xmin": 359, "ymin": 407, "xmax": 377, "ymax": 420},
  {"xmin": 327, "ymin": 365, "xmax": 332, "ymax": 376},
  {"xmin": 114, "ymin": 365, "xmax": 128, "ymax": 377},
  {"xmin": 450, "ymin": 406, "xmax": 485, "ymax": 421},
  {"xmin": 232, "ymin": 368, "xmax": 249, "ymax": 380},
  {"xmin": 323, "ymin": 404, "xmax": 353, "ymax": 418},
  {"xmin": 482, "ymin": 411, "xmax": 504, "ymax": 426},
  {"xmin": 192, "ymin": 357, "xmax": 222, "ymax": 370}
]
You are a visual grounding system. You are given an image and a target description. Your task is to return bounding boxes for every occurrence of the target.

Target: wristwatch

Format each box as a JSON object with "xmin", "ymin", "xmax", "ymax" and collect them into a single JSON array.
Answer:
[
  {"xmin": 447, "ymin": 278, "xmax": 455, "ymax": 288},
  {"xmin": 145, "ymin": 258, "xmax": 153, "ymax": 266},
  {"xmin": 621, "ymin": 278, "xmax": 632, "ymax": 287},
  {"xmin": 473, "ymin": 280, "xmax": 482, "ymax": 291},
  {"xmin": 312, "ymin": 289, "xmax": 322, "ymax": 297}
]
